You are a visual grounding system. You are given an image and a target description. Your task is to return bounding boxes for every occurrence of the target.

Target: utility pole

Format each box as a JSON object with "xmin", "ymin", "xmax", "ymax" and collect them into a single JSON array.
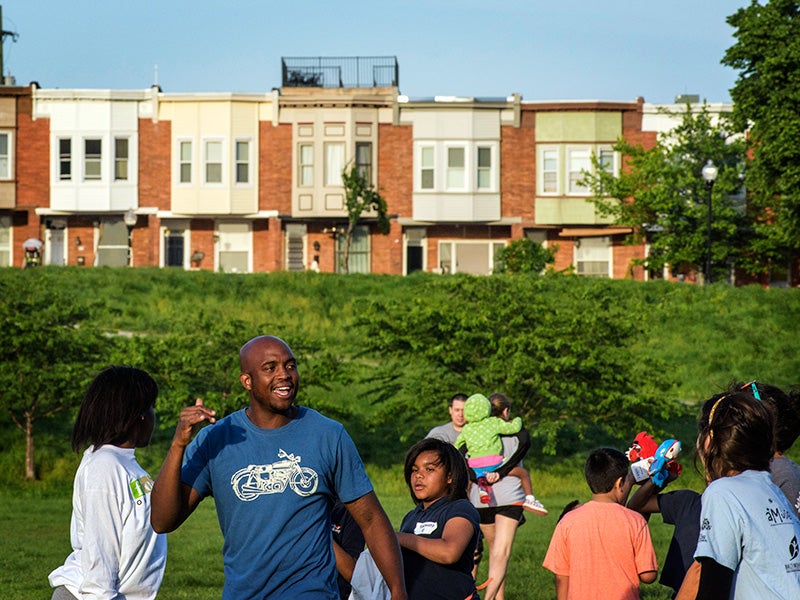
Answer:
[{"xmin": 0, "ymin": 7, "xmax": 20, "ymax": 83}]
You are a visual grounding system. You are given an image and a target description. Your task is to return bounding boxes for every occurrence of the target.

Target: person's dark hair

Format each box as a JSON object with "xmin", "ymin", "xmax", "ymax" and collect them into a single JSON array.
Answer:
[
  {"xmin": 72, "ymin": 366, "xmax": 158, "ymax": 452},
  {"xmin": 733, "ymin": 381, "xmax": 799, "ymax": 453},
  {"xmin": 449, "ymin": 393, "xmax": 467, "ymax": 407},
  {"xmin": 488, "ymin": 393, "xmax": 511, "ymax": 418},
  {"xmin": 404, "ymin": 438, "xmax": 469, "ymax": 504},
  {"xmin": 584, "ymin": 447, "xmax": 629, "ymax": 494},
  {"xmin": 697, "ymin": 391, "xmax": 773, "ymax": 482}
]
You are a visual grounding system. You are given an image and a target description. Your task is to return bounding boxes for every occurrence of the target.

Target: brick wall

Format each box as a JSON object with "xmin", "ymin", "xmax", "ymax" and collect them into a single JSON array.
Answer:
[
  {"xmin": 501, "ymin": 117, "xmax": 536, "ymax": 226},
  {"xmin": 15, "ymin": 94, "xmax": 49, "ymax": 266},
  {"xmin": 261, "ymin": 122, "xmax": 292, "ymax": 214}
]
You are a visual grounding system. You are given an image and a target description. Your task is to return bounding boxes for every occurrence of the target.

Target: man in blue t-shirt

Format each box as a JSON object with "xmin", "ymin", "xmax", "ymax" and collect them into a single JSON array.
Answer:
[{"xmin": 151, "ymin": 335, "xmax": 407, "ymax": 600}]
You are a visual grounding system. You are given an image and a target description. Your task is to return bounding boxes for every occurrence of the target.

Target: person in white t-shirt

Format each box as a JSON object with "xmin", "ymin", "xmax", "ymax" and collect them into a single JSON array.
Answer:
[
  {"xmin": 680, "ymin": 391, "xmax": 800, "ymax": 599},
  {"xmin": 48, "ymin": 366, "xmax": 167, "ymax": 600}
]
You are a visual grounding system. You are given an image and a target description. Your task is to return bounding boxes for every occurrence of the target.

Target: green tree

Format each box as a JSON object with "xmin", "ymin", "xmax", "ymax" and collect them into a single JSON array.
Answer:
[
  {"xmin": 339, "ymin": 163, "xmax": 390, "ymax": 274},
  {"xmin": 0, "ymin": 271, "xmax": 109, "ymax": 480},
  {"xmin": 582, "ymin": 104, "xmax": 748, "ymax": 280},
  {"xmin": 723, "ymin": 0, "xmax": 800, "ymax": 274},
  {"xmin": 493, "ymin": 238, "xmax": 556, "ymax": 275}
]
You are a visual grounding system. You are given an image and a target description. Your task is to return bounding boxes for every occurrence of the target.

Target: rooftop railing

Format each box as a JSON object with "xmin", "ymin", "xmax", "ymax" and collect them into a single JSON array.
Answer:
[{"xmin": 281, "ymin": 56, "xmax": 399, "ymax": 89}]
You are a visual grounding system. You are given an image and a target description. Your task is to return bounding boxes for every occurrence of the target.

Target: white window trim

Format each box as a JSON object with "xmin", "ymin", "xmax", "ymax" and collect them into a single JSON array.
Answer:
[
  {"xmin": 444, "ymin": 143, "xmax": 468, "ymax": 192},
  {"xmin": 566, "ymin": 146, "xmax": 592, "ymax": 196},
  {"xmin": 437, "ymin": 239, "xmax": 506, "ymax": 275},
  {"xmin": 323, "ymin": 141, "xmax": 345, "ymax": 188},
  {"xmin": 234, "ymin": 137, "xmax": 253, "ymax": 187},
  {"xmin": 177, "ymin": 138, "xmax": 193, "ymax": 185},
  {"xmin": 298, "ymin": 142, "xmax": 314, "ymax": 187},
  {"xmin": 0, "ymin": 131, "xmax": 13, "ymax": 180},
  {"xmin": 475, "ymin": 143, "xmax": 498, "ymax": 192},
  {"xmin": 538, "ymin": 146, "xmax": 560, "ymax": 196},
  {"xmin": 574, "ymin": 236, "xmax": 613, "ymax": 278},
  {"xmin": 416, "ymin": 142, "xmax": 436, "ymax": 192},
  {"xmin": 83, "ymin": 137, "xmax": 103, "ymax": 182},
  {"xmin": 202, "ymin": 138, "xmax": 225, "ymax": 187},
  {"xmin": 114, "ymin": 136, "xmax": 130, "ymax": 182}
]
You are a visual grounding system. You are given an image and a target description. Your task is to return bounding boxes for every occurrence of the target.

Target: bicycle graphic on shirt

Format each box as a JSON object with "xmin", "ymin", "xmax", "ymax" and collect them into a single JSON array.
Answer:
[{"xmin": 231, "ymin": 449, "xmax": 319, "ymax": 501}]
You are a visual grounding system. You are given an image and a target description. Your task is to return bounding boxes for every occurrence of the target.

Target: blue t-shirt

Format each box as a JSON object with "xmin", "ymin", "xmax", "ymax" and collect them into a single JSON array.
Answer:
[
  {"xmin": 181, "ymin": 406, "xmax": 373, "ymax": 600},
  {"xmin": 399, "ymin": 497, "xmax": 480, "ymax": 600},
  {"xmin": 695, "ymin": 470, "xmax": 800, "ymax": 599}
]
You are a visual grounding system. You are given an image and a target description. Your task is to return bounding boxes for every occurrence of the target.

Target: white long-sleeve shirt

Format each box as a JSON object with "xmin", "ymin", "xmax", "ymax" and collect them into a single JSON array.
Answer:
[{"xmin": 49, "ymin": 445, "xmax": 167, "ymax": 600}]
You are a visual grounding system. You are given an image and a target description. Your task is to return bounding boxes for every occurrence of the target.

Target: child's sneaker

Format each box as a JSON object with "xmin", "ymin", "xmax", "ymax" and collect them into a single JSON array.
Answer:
[
  {"xmin": 476, "ymin": 477, "xmax": 492, "ymax": 504},
  {"xmin": 522, "ymin": 494, "xmax": 548, "ymax": 515}
]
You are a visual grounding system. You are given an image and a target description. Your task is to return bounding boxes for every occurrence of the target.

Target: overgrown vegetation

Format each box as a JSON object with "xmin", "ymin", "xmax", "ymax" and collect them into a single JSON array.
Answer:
[{"xmin": 0, "ymin": 267, "xmax": 797, "ymax": 481}]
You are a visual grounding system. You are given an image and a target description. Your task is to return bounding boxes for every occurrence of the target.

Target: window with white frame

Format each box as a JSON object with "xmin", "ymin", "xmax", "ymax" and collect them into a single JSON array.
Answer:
[
  {"xmin": 179, "ymin": 140, "xmax": 192, "ymax": 183},
  {"xmin": 477, "ymin": 146, "xmax": 491, "ymax": 189},
  {"xmin": 0, "ymin": 132, "xmax": 11, "ymax": 179},
  {"xmin": 298, "ymin": 143, "xmax": 313, "ymax": 186},
  {"xmin": 568, "ymin": 148, "xmax": 591, "ymax": 194},
  {"xmin": 356, "ymin": 142, "xmax": 372, "ymax": 183},
  {"xmin": 446, "ymin": 146, "xmax": 465, "ymax": 189},
  {"xmin": 84, "ymin": 139, "xmax": 102, "ymax": 181},
  {"xmin": 59, "ymin": 138, "xmax": 72, "ymax": 181},
  {"xmin": 336, "ymin": 225, "xmax": 370, "ymax": 273},
  {"xmin": 540, "ymin": 148, "xmax": 558, "ymax": 194},
  {"xmin": 324, "ymin": 142, "xmax": 344, "ymax": 186},
  {"xmin": 575, "ymin": 236, "xmax": 611, "ymax": 277},
  {"xmin": 438, "ymin": 240, "xmax": 505, "ymax": 275},
  {"xmin": 420, "ymin": 145, "xmax": 434, "ymax": 190},
  {"xmin": 114, "ymin": 138, "xmax": 129, "ymax": 181},
  {"xmin": 205, "ymin": 140, "xmax": 223, "ymax": 184},
  {"xmin": 0, "ymin": 214, "xmax": 10, "ymax": 266},
  {"xmin": 598, "ymin": 147, "xmax": 616, "ymax": 175},
  {"xmin": 96, "ymin": 218, "xmax": 129, "ymax": 267},
  {"xmin": 235, "ymin": 140, "xmax": 250, "ymax": 184}
]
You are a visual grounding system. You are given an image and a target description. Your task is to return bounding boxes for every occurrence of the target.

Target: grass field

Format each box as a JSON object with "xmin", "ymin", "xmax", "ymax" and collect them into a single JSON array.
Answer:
[{"xmin": 1, "ymin": 455, "xmax": 713, "ymax": 600}]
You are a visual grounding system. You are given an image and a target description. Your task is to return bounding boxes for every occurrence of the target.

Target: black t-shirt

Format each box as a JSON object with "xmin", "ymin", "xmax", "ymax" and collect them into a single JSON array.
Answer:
[
  {"xmin": 658, "ymin": 489, "xmax": 702, "ymax": 595},
  {"xmin": 331, "ymin": 501, "xmax": 365, "ymax": 600},
  {"xmin": 399, "ymin": 497, "xmax": 480, "ymax": 600}
]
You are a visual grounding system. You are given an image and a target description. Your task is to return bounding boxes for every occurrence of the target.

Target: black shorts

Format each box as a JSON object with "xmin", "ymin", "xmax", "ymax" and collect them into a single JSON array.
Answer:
[{"xmin": 477, "ymin": 505, "xmax": 524, "ymax": 524}]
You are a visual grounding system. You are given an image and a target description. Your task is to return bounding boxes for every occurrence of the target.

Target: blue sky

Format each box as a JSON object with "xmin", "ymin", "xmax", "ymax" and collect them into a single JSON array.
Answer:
[{"xmin": 2, "ymin": 1, "xmax": 742, "ymax": 103}]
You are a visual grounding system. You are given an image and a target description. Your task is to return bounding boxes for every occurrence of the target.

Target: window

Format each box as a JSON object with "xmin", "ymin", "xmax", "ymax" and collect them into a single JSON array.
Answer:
[
  {"xmin": 96, "ymin": 218, "xmax": 129, "ymax": 267},
  {"xmin": 59, "ymin": 138, "xmax": 72, "ymax": 181},
  {"xmin": 0, "ymin": 132, "xmax": 11, "ymax": 179},
  {"xmin": 446, "ymin": 147, "xmax": 465, "ymax": 189},
  {"xmin": 355, "ymin": 142, "xmax": 372, "ymax": 182},
  {"xmin": 84, "ymin": 139, "xmax": 102, "ymax": 180},
  {"xmin": 235, "ymin": 140, "xmax": 250, "ymax": 184},
  {"xmin": 0, "ymin": 215, "xmax": 10, "ymax": 266},
  {"xmin": 598, "ymin": 148, "xmax": 615, "ymax": 175},
  {"xmin": 541, "ymin": 148, "xmax": 558, "ymax": 194},
  {"xmin": 205, "ymin": 140, "xmax": 222, "ymax": 184},
  {"xmin": 420, "ymin": 146, "xmax": 434, "ymax": 190},
  {"xmin": 568, "ymin": 148, "xmax": 591, "ymax": 194},
  {"xmin": 576, "ymin": 236, "xmax": 611, "ymax": 277},
  {"xmin": 438, "ymin": 240, "xmax": 505, "ymax": 275},
  {"xmin": 324, "ymin": 142, "xmax": 345, "ymax": 186},
  {"xmin": 298, "ymin": 144, "xmax": 313, "ymax": 186},
  {"xmin": 114, "ymin": 138, "xmax": 129, "ymax": 181},
  {"xmin": 336, "ymin": 225, "xmax": 370, "ymax": 273},
  {"xmin": 179, "ymin": 141, "xmax": 192, "ymax": 183},
  {"xmin": 217, "ymin": 222, "xmax": 251, "ymax": 273},
  {"xmin": 477, "ymin": 146, "xmax": 491, "ymax": 189}
]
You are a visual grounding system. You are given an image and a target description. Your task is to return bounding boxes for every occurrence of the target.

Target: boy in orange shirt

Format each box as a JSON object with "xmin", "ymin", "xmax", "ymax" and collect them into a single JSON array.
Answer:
[{"xmin": 542, "ymin": 447, "xmax": 658, "ymax": 600}]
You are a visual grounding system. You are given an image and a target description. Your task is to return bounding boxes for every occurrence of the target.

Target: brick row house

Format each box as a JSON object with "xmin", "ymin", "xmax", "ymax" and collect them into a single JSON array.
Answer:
[{"xmin": 0, "ymin": 57, "xmax": 732, "ymax": 279}]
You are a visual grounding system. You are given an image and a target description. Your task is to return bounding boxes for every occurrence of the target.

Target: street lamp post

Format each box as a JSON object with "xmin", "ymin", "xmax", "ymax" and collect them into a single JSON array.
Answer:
[
  {"xmin": 701, "ymin": 160, "xmax": 718, "ymax": 284},
  {"xmin": 123, "ymin": 209, "xmax": 137, "ymax": 267}
]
